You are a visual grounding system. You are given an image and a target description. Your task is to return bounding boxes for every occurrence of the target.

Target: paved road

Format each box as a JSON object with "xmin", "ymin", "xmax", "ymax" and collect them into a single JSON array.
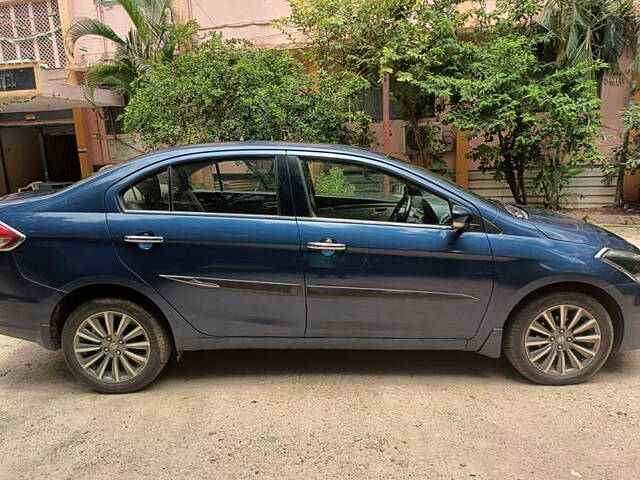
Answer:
[{"xmin": 1, "ymin": 228, "xmax": 640, "ymax": 479}]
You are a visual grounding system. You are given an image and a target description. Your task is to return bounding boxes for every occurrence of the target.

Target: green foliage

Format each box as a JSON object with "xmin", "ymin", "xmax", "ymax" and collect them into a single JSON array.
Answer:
[
  {"xmin": 282, "ymin": 0, "xmax": 612, "ymax": 207},
  {"xmin": 279, "ymin": 0, "xmax": 419, "ymax": 82},
  {"xmin": 122, "ymin": 33, "xmax": 373, "ymax": 149},
  {"xmin": 538, "ymin": 0, "xmax": 640, "ymax": 205},
  {"xmin": 280, "ymin": 0, "xmax": 474, "ymax": 173},
  {"xmin": 405, "ymin": 121, "xmax": 448, "ymax": 171},
  {"xmin": 611, "ymin": 104, "xmax": 640, "ymax": 174},
  {"xmin": 540, "ymin": 0, "xmax": 636, "ymax": 84},
  {"xmin": 605, "ymin": 103, "xmax": 640, "ymax": 203},
  {"xmin": 446, "ymin": 31, "xmax": 604, "ymax": 208},
  {"xmin": 531, "ymin": 65, "xmax": 605, "ymax": 208},
  {"xmin": 315, "ymin": 167, "xmax": 357, "ymax": 196},
  {"xmin": 68, "ymin": 0, "xmax": 197, "ymax": 98}
]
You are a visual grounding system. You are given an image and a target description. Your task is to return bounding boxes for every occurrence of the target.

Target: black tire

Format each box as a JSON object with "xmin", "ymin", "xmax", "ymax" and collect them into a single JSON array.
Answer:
[
  {"xmin": 61, "ymin": 298, "xmax": 172, "ymax": 393},
  {"xmin": 504, "ymin": 291, "xmax": 614, "ymax": 385}
]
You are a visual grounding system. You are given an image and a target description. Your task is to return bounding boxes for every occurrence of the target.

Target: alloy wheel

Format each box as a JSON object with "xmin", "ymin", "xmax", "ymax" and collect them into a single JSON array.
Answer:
[
  {"xmin": 73, "ymin": 311, "xmax": 151, "ymax": 383},
  {"xmin": 524, "ymin": 304, "xmax": 602, "ymax": 376}
]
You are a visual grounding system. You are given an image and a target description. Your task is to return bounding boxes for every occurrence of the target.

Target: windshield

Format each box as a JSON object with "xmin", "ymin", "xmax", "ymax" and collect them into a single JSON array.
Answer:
[
  {"xmin": 385, "ymin": 155, "xmax": 501, "ymax": 206},
  {"xmin": 384, "ymin": 154, "xmax": 531, "ymax": 219}
]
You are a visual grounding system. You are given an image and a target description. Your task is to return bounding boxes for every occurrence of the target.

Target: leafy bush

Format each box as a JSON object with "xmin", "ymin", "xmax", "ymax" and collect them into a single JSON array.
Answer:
[
  {"xmin": 122, "ymin": 33, "xmax": 374, "ymax": 150},
  {"xmin": 446, "ymin": 32, "xmax": 604, "ymax": 208},
  {"xmin": 314, "ymin": 167, "xmax": 357, "ymax": 197}
]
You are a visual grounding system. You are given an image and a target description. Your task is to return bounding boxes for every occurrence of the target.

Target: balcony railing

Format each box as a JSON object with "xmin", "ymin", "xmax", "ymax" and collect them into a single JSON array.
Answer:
[{"xmin": 0, "ymin": 0, "xmax": 66, "ymax": 68}]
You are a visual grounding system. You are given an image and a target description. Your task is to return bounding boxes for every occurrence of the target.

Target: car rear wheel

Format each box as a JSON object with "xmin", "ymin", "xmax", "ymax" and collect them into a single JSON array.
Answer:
[
  {"xmin": 504, "ymin": 292, "xmax": 614, "ymax": 385},
  {"xmin": 61, "ymin": 298, "xmax": 171, "ymax": 393}
]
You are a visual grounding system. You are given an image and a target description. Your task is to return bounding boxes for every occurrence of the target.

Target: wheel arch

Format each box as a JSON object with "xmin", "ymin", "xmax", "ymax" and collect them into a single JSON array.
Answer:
[
  {"xmin": 50, "ymin": 283, "xmax": 177, "ymax": 351},
  {"xmin": 503, "ymin": 281, "xmax": 624, "ymax": 352}
]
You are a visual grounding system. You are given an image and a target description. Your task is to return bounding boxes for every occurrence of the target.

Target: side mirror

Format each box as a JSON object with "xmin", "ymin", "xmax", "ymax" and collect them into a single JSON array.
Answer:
[{"xmin": 451, "ymin": 205, "xmax": 473, "ymax": 232}]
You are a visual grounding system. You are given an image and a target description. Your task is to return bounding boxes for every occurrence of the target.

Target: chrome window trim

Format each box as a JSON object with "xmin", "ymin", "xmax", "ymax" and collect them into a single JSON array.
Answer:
[
  {"xmin": 117, "ymin": 153, "xmax": 284, "ymax": 217},
  {"xmin": 120, "ymin": 209, "xmax": 452, "ymax": 228},
  {"xmin": 0, "ymin": 220, "xmax": 26, "ymax": 252},
  {"xmin": 297, "ymin": 216, "xmax": 453, "ymax": 230},
  {"xmin": 121, "ymin": 208, "xmax": 297, "ymax": 222}
]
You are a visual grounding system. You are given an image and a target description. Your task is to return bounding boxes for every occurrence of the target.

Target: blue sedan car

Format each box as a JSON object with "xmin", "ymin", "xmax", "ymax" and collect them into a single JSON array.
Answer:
[{"xmin": 1, "ymin": 142, "xmax": 639, "ymax": 392}]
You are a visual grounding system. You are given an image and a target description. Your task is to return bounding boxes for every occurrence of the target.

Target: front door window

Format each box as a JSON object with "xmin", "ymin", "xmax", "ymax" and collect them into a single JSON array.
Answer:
[{"xmin": 299, "ymin": 159, "xmax": 451, "ymax": 225}]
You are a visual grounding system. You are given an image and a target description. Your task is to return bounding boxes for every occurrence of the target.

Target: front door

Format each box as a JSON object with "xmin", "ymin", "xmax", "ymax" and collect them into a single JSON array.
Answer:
[
  {"xmin": 107, "ymin": 152, "xmax": 305, "ymax": 337},
  {"xmin": 288, "ymin": 153, "xmax": 494, "ymax": 339}
]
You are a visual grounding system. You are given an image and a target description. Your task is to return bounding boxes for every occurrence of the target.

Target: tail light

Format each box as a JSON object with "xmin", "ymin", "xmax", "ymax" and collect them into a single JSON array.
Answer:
[{"xmin": 0, "ymin": 221, "xmax": 25, "ymax": 251}]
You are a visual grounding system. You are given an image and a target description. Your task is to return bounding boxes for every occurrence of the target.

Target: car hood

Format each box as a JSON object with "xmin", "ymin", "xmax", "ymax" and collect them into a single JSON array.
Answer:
[{"xmin": 525, "ymin": 208, "xmax": 637, "ymax": 252}]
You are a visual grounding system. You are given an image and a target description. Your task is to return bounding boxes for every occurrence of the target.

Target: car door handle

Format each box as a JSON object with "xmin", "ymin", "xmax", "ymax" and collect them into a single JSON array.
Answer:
[
  {"xmin": 307, "ymin": 240, "xmax": 347, "ymax": 251},
  {"xmin": 124, "ymin": 235, "xmax": 165, "ymax": 244}
]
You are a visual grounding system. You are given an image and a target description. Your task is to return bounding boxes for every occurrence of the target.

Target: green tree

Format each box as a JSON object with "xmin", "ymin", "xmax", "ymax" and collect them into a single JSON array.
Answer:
[
  {"xmin": 67, "ymin": 0, "xmax": 196, "ymax": 98},
  {"xmin": 280, "ymin": 0, "xmax": 472, "ymax": 170},
  {"xmin": 282, "ymin": 0, "xmax": 606, "ymax": 206},
  {"xmin": 446, "ymin": 35, "xmax": 604, "ymax": 207},
  {"xmin": 540, "ymin": 0, "xmax": 640, "ymax": 204},
  {"xmin": 122, "ymin": 33, "xmax": 373, "ymax": 149},
  {"xmin": 606, "ymin": 103, "xmax": 640, "ymax": 195}
]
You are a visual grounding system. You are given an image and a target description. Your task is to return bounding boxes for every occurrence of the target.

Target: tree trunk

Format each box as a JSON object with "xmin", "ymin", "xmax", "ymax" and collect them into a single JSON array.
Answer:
[
  {"xmin": 615, "ymin": 166, "xmax": 626, "ymax": 206},
  {"xmin": 615, "ymin": 80, "xmax": 637, "ymax": 206},
  {"xmin": 407, "ymin": 119, "xmax": 428, "ymax": 168},
  {"xmin": 516, "ymin": 164, "xmax": 527, "ymax": 205},
  {"xmin": 615, "ymin": 128, "xmax": 630, "ymax": 207},
  {"xmin": 503, "ymin": 159, "xmax": 525, "ymax": 205}
]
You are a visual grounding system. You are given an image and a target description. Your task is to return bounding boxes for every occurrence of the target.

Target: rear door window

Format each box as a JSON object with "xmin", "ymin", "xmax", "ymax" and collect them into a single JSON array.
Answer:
[
  {"xmin": 121, "ymin": 158, "xmax": 279, "ymax": 216},
  {"xmin": 171, "ymin": 158, "xmax": 278, "ymax": 215},
  {"xmin": 121, "ymin": 169, "xmax": 169, "ymax": 211}
]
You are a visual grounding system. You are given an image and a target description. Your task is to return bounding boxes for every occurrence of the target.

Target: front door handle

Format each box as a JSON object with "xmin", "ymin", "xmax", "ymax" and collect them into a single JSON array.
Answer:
[
  {"xmin": 307, "ymin": 239, "xmax": 347, "ymax": 251},
  {"xmin": 124, "ymin": 235, "xmax": 164, "ymax": 244},
  {"xmin": 370, "ymin": 207, "xmax": 387, "ymax": 217}
]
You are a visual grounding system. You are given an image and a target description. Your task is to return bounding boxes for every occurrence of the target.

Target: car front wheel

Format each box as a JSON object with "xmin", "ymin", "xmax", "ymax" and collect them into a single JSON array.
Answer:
[
  {"xmin": 504, "ymin": 292, "xmax": 614, "ymax": 385},
  {"xmin": 61, "ymin": 298, "xmax": 172, "ymax": 393}
]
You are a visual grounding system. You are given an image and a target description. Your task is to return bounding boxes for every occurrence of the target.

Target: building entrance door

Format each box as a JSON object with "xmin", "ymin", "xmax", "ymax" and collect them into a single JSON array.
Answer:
[
  {"xmin": 0, "ymin": 123, "xmax": 80, "ymax": 195},
  {"xmin": 41, "ymin": 125, "xmax": 81, "ymax": 183}
]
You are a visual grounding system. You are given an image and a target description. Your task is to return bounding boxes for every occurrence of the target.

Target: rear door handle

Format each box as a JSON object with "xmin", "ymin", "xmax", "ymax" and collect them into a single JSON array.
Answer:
[
  {"xmin": 124, "ymin": 235, "xmax": 164, "ymax": 244},
  {"xmin": 307, "ymin": 239, "xmax": 347, "ymax": 251}
]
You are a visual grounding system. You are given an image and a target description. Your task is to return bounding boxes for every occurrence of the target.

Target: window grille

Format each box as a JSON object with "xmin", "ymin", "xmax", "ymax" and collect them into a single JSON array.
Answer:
[{"xmin": 0, "ymin": 0, "xmax": 66, "ymax": 68}]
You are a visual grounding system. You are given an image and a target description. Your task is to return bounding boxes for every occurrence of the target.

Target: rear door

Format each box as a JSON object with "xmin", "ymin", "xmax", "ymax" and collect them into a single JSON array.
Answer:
[
  {"xmin": 288, "ymin": 152, "xmax": 494, "ymax": 339},
  {"xmin": 106, "ymin": 150, "xmax": 305, "ymax": 337}
]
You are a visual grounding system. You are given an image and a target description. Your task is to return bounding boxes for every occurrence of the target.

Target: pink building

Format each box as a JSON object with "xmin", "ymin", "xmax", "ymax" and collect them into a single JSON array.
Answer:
[{"xmin": 0, "ymin": 0, "xmax": 636, "ymax": 204}]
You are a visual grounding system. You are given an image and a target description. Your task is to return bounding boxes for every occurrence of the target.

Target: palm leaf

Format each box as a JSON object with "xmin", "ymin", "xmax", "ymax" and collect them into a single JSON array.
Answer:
[
  {"xmin": 115, "ymin": 0, "xmax": 149, "ymax": 39},
  {"xmin": 539, "ymin": 0, "xmax": 636, "ymax": 85},
  {"xmin": 85, "ymin": 61, "xmax": 136, "ymax": 97},
  {"xmin": 70, "ymin": 0, "xmax": 197, "ymax": 98},
  {"xmin": 67, "ymin": 17, "xmax": 126, "ymax": 47}
]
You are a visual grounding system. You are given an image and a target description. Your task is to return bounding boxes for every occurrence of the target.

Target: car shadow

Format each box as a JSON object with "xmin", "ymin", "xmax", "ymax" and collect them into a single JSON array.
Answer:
[
  {"xmin": 160, "ymin": 349, "xmax": 524, "ymax": 383},
  {"xmin": 1, "ymin": 341, "xmax": 638, "ymax": 393}
]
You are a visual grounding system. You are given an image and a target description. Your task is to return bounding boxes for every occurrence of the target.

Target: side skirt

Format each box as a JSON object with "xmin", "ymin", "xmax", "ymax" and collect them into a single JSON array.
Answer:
[{"xmin": 180, "ymin": 337, "xmax": 468, "ymax": 352}]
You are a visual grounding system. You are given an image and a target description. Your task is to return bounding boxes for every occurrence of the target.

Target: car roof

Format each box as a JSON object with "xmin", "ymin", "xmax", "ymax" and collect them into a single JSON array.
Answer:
[
  {"xmin": 11, "ymin": 141, "xmax": 499, "ymax": 222},
  {"xmin": 135, "ymin": 141, "xmax": 387, "ymax": 164},
  {"xmin": 85, "ymin": 142, "xmax": 393, "ymax": 187}
]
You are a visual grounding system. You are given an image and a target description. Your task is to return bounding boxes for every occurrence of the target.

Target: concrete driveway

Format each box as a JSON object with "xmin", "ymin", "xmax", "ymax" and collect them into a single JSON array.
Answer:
[{"xmin": 2, "ymin": 229, "xmax": 640, "ymax": 479}]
